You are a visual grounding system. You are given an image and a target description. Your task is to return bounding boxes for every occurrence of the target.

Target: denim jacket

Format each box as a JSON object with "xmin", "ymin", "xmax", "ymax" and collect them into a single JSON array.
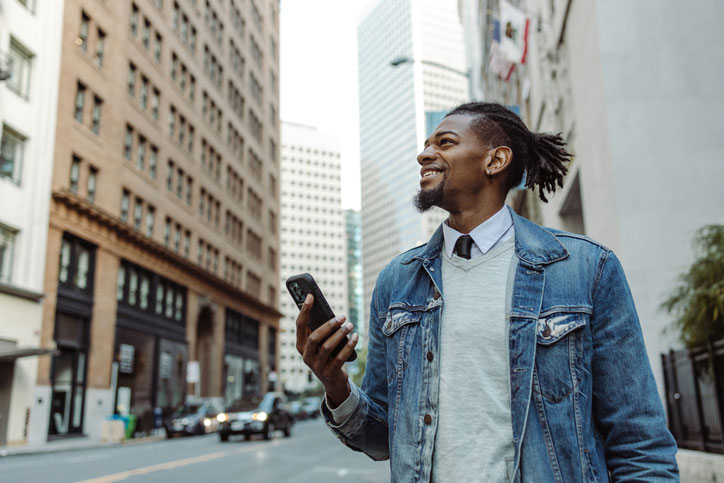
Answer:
[{"xmin": 321, "ymin": 209, "xmax": 679, "ymax": 482}]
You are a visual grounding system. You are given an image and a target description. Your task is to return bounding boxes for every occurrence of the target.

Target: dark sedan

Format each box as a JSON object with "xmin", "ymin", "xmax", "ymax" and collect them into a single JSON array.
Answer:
[
  {"xmin": 217, "ymin": 392, "xmax": 293, "ymax": 441},
  {"xmin": 164, "ymin": 398, "xmax": 225, "ymax": 438}
]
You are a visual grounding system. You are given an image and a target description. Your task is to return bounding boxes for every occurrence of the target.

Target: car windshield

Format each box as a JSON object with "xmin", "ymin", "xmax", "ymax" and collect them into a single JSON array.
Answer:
[
  {"xmin": 171, "ymin": 404, "xmax": 201, "ymax": 417},
  {"xmin": 226, "ymin": 398, "xmax": 263, "ymax": 412}
]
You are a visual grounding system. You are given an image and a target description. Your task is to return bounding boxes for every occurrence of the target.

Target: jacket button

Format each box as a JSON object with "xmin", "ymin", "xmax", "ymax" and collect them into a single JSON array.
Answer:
[
  {"xmin": 426, "ymin": 351, "xmax": 433, "ymax": 361},
  {"xmin": 433, "ymin": 291, "xmax": 440, "ymax": 300},
  {"xmin": 424, "ymin": 414, "xmax": 432, "ymax": 425}
]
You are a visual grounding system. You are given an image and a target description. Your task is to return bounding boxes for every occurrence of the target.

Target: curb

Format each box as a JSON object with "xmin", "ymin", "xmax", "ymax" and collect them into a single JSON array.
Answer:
[{"xmin": 0, "ymin": 434, "xmax": 166, "ymax": 458}]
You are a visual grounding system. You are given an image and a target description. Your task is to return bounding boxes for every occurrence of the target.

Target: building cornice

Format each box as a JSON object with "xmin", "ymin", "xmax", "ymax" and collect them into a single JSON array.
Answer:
[
  {"xmin": 0, "ymin": 282, "xmax": 44, "ymax": 302},
  {"xmin": 51, "ymin": 190, "xmax": 282, "ymax": 319}
]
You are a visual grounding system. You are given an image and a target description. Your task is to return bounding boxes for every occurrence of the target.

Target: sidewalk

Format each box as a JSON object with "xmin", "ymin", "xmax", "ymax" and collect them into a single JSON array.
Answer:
[{"xmin": 0, "ymin": 433, "xmax": 165, "ymax": 457}]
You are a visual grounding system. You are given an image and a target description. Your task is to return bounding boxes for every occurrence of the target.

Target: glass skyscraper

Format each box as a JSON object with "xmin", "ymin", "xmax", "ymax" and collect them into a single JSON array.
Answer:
[{"xmin": 358, "ymin": 0, "xmax": 469, "ymax": 331}]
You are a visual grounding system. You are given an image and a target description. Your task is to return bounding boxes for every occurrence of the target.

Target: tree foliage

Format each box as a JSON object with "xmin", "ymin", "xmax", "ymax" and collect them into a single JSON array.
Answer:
[
  {"xmin": 662, "ymin": 225, "xmax": 724, "ymax": 348},
  {"xmin": 350, "ymin": 346, "xmax": 367, "ymax": 388}
]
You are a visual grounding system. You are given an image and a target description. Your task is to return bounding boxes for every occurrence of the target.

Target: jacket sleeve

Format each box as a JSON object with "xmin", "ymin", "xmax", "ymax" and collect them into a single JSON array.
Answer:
[
  {"xmin": 590, "ymin": 250, "xmax": 679, "ymax": 480},
  {"xmin": 320, "ymin": 284, "xmax": 390, "ymax": 461}
]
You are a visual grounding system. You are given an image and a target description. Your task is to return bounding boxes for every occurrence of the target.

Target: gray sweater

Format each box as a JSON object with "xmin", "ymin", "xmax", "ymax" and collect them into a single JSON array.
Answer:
[{"xmin": 431, "ymin": 236, "xmax": 516, "ymax": 482}]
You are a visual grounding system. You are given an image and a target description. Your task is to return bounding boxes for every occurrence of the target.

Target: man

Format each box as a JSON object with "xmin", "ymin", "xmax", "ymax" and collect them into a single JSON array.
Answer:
[{"xmin": 296, "ymin": 102, "xmax": 679, "ymax": 481}]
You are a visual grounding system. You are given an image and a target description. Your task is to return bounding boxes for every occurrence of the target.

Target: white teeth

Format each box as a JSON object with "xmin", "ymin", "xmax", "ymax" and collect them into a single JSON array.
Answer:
[{"xmin": 422, "ymin": 171, "xmax": 439, "ymax": 178}]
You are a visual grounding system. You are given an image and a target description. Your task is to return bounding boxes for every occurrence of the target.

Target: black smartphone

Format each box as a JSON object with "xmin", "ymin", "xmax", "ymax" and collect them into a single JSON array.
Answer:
[{"xmin": 286, "ymin": 273, "xmax": 357, "ymax": 362}]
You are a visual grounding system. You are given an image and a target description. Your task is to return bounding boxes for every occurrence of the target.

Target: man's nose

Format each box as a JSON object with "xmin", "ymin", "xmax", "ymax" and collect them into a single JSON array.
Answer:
[{"xmin": 417, "ymin": 146, "xmax": 436, "ymax": 165}]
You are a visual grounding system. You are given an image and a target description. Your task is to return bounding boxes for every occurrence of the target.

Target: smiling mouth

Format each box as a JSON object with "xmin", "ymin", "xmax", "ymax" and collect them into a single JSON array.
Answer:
[{"xmin": 420, "ymin": 167, "xmax": 443, "ymax": 180}]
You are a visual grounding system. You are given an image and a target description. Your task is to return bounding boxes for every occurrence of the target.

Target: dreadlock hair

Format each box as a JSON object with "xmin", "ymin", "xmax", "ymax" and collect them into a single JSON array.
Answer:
[{"xmin": 445, "ymin": 102, "xmax": 571, "ymax": 202}]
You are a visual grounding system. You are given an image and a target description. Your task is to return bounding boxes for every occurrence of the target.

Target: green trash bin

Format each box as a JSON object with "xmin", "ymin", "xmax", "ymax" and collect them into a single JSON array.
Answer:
[{"xmin": 125, "ymin": 414, "xmax": 137, "ymax": 440}]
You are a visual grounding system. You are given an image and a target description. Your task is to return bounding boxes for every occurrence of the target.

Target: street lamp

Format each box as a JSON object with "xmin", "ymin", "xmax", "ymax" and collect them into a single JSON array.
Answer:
[{"xmin": 389, "ymin": 56, "xmax": 470, "ymax": 79}]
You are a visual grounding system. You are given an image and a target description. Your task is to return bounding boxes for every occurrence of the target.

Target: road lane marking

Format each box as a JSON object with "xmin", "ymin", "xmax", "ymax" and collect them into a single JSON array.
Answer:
[
  {"xmin": 75, "ymin": 440, "xmax": 285, "ymax": 483},
  {"xmin": 67, "ymin": 454, "xmax": 110, "ymax": 464}
]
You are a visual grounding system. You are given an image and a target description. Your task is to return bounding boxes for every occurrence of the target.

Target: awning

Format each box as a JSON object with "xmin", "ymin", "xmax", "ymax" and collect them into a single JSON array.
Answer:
[{"xmin": 0, "ymin": 346, "xmax": 57, "ymax": 362}]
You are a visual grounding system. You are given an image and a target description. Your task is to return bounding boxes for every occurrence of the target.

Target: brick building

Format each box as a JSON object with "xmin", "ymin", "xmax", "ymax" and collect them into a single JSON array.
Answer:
[{"xmin": 26, "ymin": 0, "xmax": 281, "ymax": 444}]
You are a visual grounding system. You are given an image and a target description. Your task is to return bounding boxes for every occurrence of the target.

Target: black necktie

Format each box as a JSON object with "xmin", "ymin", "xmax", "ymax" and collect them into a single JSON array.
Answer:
[{"xmin": 454, "ymin": 235, "xmax": 474, "ymax": 259}]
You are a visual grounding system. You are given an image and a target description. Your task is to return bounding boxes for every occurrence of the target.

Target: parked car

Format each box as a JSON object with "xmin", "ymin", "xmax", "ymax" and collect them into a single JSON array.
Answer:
[
  {"xmin": 301, "ymin": 396, "xmax": 322, "ymax": 419},
  {"xmin": 217, "ymin": 392, "xmax": 294, "ymax": 441},
  {"xmin": 288, "ymin": 400, "xmax": 305, "ymax": 421},
  {"xmin": 164, "ymin": 398, "xmax": 225, "ymax": 438}
]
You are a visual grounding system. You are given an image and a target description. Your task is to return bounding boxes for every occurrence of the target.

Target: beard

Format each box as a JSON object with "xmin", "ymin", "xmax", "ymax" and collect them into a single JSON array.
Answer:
[{"xmin": 413, "ymin": 182, "xmax": 446, "ymax": 213}]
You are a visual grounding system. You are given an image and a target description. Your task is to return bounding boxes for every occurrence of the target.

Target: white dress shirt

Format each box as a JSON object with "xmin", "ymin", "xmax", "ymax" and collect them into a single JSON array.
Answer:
[{"xmin": 441, "ymin": 204, "xmax": 514, "ymax": 259}]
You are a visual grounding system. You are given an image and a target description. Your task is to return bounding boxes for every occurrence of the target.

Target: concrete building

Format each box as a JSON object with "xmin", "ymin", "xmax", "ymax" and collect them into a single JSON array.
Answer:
[
  {"xmin": 25, "ymin": 0, "xmax": 281, "ymax": 445},
  {"xmin": 0, "ymin": 0, "xmax": 65, "ymax": 447},
  {"xmin": 358, "ymin": 0, "xmax": 469, "ymax": 333},
  {"xmin": 458, "ymin": 0, "xmax": 724, "ymax": 411},
  {"xmin": 278, "ymin": 122, "xmax": 348, "ymax": 393}
]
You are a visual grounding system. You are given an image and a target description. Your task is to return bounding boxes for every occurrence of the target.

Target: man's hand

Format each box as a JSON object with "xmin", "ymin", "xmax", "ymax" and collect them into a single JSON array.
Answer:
[{"xmin": 296, "ymin": 294, "xmax": 358, "ymax": 407}]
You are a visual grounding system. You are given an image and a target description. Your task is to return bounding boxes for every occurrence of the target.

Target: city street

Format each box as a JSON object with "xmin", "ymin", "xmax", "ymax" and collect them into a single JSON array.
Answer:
[{"xmin": 0, "ymin": 420, "xmax": 390, "ymax": 483}]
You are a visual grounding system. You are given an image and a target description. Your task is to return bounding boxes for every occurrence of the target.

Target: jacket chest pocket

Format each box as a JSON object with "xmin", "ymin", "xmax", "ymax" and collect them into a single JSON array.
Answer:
[
  {"xmin": 533, "ymin": 311, "xmax": 588, "ymax": 403},
  {"xmin": 382, "ymin": 309, "xmax": 422, "ymax": 385}
]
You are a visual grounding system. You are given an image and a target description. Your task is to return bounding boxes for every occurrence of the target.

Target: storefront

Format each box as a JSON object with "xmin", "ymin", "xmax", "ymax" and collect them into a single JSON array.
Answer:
[
  {"xmin": 48, "ymin": 234, "xmax": 95, "ymax": 438},
  {"xmin": 113, "ymin": 259, "xmax": 187, "ymax": 435},
  {"xmin": 222, "ymin": 308, "xmax": 261, "ymax": 405}
]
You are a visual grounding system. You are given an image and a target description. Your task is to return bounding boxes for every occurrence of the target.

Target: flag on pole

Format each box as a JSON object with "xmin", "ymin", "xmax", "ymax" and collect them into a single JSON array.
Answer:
[{"xmin": 500, "ymin": 0, "xmax": 530, "ymax": 64}]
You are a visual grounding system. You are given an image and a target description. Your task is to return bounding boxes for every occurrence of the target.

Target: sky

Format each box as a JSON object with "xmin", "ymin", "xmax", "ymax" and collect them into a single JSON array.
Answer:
[{"xmin": 279, "ymin": 0, "xmax": 370, "ymax": 211}]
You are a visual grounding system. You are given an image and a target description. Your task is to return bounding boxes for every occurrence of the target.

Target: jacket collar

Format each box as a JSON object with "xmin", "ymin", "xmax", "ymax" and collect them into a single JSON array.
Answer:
[{"xmin": 402, "ymin": 206, "xmax": 569, "ymax": 267}]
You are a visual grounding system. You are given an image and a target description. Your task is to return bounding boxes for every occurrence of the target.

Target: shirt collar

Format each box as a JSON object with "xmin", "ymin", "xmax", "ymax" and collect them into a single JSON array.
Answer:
[{"xmin": 442, "ymin": 205, "xmax": 514, "ymax": 258}]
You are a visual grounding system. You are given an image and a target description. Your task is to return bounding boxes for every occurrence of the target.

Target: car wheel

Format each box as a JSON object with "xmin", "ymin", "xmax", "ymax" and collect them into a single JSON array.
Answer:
[
  {"xmin": 283, "ymin": 421, "xmax": 291, "ymax": 438},
  {"xmin": 219, "ymin": 432, "xmax": 229, "ymax": 442},
  {"xmin": 263, "ymin": 423, "xmax": 274, "ymax": 440}
]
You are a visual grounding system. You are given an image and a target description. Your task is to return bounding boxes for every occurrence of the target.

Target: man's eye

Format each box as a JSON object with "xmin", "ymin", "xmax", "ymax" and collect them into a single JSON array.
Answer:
[{"xmin": 440, "ymin": 138, "xmax": 453, "ymax": 145}]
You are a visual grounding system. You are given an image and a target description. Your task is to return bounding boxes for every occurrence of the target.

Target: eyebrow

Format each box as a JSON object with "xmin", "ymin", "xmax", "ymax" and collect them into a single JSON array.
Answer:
[{"xmin": 424, "ymin": 130, "xmax": 459, "ymax": 148}]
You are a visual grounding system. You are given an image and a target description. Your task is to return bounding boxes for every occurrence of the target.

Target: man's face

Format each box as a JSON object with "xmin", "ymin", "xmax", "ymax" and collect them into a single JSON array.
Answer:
[{"xmin": 414, "ymin": 114, "xmax": 491, "ymax": 213}]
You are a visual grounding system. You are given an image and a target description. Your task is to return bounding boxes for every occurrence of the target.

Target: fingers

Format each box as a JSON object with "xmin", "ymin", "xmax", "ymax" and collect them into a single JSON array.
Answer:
[
  {"xmin": 317, "ymin": 321, "xmax": 354, "ymax": 361},
  {"xmin": 327, "ymin": 333, "xmax": 359, "ymax": 373},
  {"xmin": 295, "ymin": 294, "xmax": 313, "ymax": 355},
  {"xmin": 303, "ymin": 315, "xmax": 346, "ymax": 363}
]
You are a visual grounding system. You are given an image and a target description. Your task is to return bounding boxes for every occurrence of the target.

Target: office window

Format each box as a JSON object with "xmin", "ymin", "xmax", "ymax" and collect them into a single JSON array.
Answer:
[
  {"xmin": 142, "ymin": 18, "xmax": 151, "ymax": 49},
  {"xmin": 164, "ymin": 217, "xmax": 171, "ymax": 246},
  {"xmin": 124, "ymin": 125, "xmax": 133, "ymax": 160},
  {"xmin": 145, "ymin": 206, "xmax": 155, "ymax": 237},
  {"xmin": 166, "ymin": 161, "xmax": 174, "ymax": 191},
  {"xmin": 74, "ymin": 82, "xmax": 86, "ymax": 123},
  {"xmin": 183, "ymin": 230, "xmax": 190, "ymax": 257},
  {"xmin": 91, "ymin": 97, "xmax": 102, "ymax": 135},
  {"xmin": 176, "ymin": 167, "xmax": 183, "ymax": 197},
  {"xmin": 140, "ymin": 77, "xmax": 148, "ymax": 109},
  {"xmin": 127, "ymin": 64, "xmax": 137, "ymax": 97},
  {"xmin": 120, "ymin": 190, "xmax": 130, "ymax": 222},
  {"xmin": 149, "ymin": 146, "xmax": 158, "ymax": 179},
  {"xmin": 168, "ymin": 107, "xmax": 176, "ymax": 136},
  {"xmin": 154, "ymin": 33, "xmax": 163, "ymax": 63},
  {"xmin": 171, "ymin": 53, "xmax": 178, "ymax": 81},
  {"xmin": 0, "ymin": 125, "xmax": 25, "ymax": 184},
  {"xmin": 95, "ymin": 29, "xmax": 106, "ymax": 66},
  {"xmin": 116, "ymin": 265, "xmax": 125, "ymax": 301},
  {"xmin": 87, "ymin": 167, "xmax": 97, "ymax": 203},
  {"xmin": 79, "ymin": 12, "xmax": 90, "ymax": 51},
  {"xmin": 69, "ymin": 156, "xmax": 80, "ymax": 192},
  {"xmin": 133, "ymin": 198, "xmax": 143, "ymax": 231},
  {"xmin": 174, "ymin": 223, "xmax": 180, "ymax": 252},
  {"xmin": 7, "ymin": 39, "xmax": 33, "ymax": 99},
  {"xmin": 139, "ymin": 275, "xmax": 150, "ymax": 309},
  {"xmin": 130, "ymin": 3, "xmax": 139, "ymax": 36},
  {"xmin": 151, "ymin": 89, "xmax": 160, "ymax": 120},
  {"xmin": 0, "ymin": 226, "xmax": 17, "ymax": 283},
  {"xmin": 185, "ymin": 177, "xmax": 192, "ymax": 205},
  {"xmin": 137, "ymin": 136, "xmax": 146, "ymax": 170}
]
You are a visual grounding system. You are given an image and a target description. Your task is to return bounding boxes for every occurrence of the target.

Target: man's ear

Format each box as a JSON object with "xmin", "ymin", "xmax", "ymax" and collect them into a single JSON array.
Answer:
[{"xmin": 485, "ymin": 146, "xmax": 513, "ymax": 176}]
